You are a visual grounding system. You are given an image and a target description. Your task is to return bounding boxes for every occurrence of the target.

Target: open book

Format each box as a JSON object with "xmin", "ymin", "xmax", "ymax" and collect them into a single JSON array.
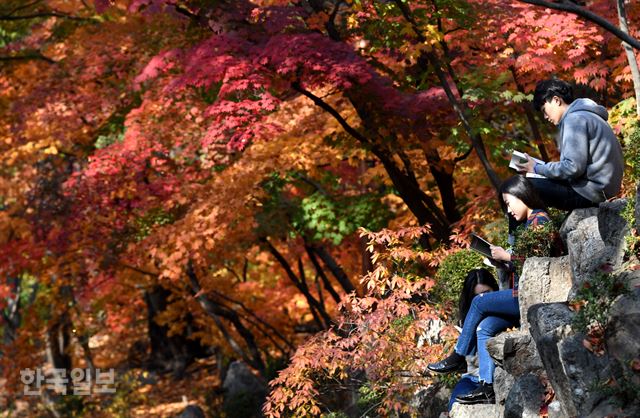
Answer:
[{"xmin": 509, "ymin": 150, "xmax": 546, "ymax": 179}]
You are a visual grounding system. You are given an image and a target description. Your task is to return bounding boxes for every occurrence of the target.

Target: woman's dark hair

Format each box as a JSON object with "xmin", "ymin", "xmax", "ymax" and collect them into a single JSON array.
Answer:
[
  {"xmin": 459, "ymin": 268, "xmax": 499, "ymax": 325},
  {"xmin": 499, "ymin": 175, "xmax": 547, "ymax": 218},
  {"xmin": 533, "ymin": 78, "xmax": 574, "ymax": 111}
]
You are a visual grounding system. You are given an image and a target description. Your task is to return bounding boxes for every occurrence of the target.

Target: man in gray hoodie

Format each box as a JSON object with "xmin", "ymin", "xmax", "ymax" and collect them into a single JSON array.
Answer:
[{"xmin": 518, "ymin": 79, "xmax": 623, "ymax": 210}]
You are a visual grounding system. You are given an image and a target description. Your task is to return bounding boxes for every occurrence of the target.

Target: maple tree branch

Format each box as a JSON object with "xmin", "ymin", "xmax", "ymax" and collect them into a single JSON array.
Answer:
[
  {"xmin": 397, "ymin": 147, "xmax": 455, "ymax": 226},
  {"xmin": 453, "ymin": 146, "xmax": 473, "ymax": 163},
  {"xmin": 305, "ymin": 245, "xmax": 342, "ymax": 304},
  {"xmin": 173, "ymin": 4, "xmax": 200, "ymax": 21},
  {"xmin": 69, "ymin": 296, "xmax": 97, "ymax": 380},
  {"xmin": 429, "ymin": 0, "xmax": 464, "ymax": 96},
  {"xmin": 309, "ymin": 245, "xmax": 358, "ymax": 296},
  {"xmin": 326, "ymin": 0, "xmax": 344, "ymax": 41},
  {"xmin": 292, "ymin": 81, "xmax": 371, "ymax": 146},
  {"xmin": 207, "ymin": 289, "xmax": 295, "ymax": 350},
  {"xmin": 262, "ymin": 237, "xmax": 333, "ymax": 329},
  {"xmin": 395, "ymin": 150, "xmax": 453, "ymax": 228},
  {"xmin": 294, "ymin": 85, "xmax": 452, "ymax": 231},
  {"xmin": 242, "ymin": 257, "xmax": 248, "ymax": 282},
  {"xmin": 0, "ymin": 10, "xmax": 94, "ymax": 21},
  {"xmin": 0, "ymin": 52, "xmax": 56, "ymax": 64},
  {"xmin": 298, "ymin": 255, "xmax": 329, "ymax": 314},
  {"xmin": 80, "ymin": 0, "xmax": 92, "ymax": 11},
  {"xmin": 392, "ymin": 0, "xmax": 501, "ymax": 191},
  {"xmin": 398, "ymin": 149, "xmax": 448, "ymax": 225},
  {"xmin": 186, "ymin": 262, "xmax": 266, "ymax": 373},
  {"xmin": 616, "ymin": 0, "xmax": 640, "ymax": 116},
  {"xmin": 293, "ymin": 34, "xmax": 452, "ymax": 237},
  {"xmin": 205, "ymin": 294, "xmax": 290, "ymax": 355},
  {"xmin": 9, "ymin": 279, "xmax": 21, "ymax": 320},
  {"xmin": 1, "ymin": 0, "xmax": 43, "ymax": 16},
  {"xmin": 291, "ymin": 172, "xmax": 329, "ymax": 195},
  {"xmin": 224, "ymin": 265, "xmax": 243, "ymax": 282},
  {"xmin": 518, "ymin": 0, "xmax": 640, "ymax": 50},
  {"xmin": 314, "ymin": 274, "xmax": 325, "ymax": 314}
]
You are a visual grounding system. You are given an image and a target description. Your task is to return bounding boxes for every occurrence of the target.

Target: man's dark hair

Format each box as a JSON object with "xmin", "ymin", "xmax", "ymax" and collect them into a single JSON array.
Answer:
[{"xmin": 533, "ymin": 79, "xmax": 574, "ymax": 111}]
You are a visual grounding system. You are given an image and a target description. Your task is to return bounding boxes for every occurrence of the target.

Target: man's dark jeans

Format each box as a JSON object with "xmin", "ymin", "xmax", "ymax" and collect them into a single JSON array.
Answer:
[{"xmin": 528, "ymin": 178, "xmax": 597, "ymax": 211}]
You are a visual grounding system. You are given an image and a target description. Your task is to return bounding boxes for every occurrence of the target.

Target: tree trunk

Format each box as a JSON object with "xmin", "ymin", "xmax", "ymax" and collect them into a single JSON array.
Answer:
[
  {"xmin": 305, "ymin": 245, "xmax": 342, "ymax": 303},
  {"xmin": 144, "ymin": 285, "xmax": 209, "ymax": 377},
  {"xmin": 263, "ymin": 238, "xmax": 333, "ymax": 329},
  {"xmin": 186, "ymin": 264, "xmax": 267, "ymax": 376},
  {"xmin": 617, "ymin": 0, "xmax": 640, "ymax": 116},
  {"xmin": 2, "ymin": 276, "xmax": 25, "ymax": 346},
  {"xmin": 310, "ymin": 245, "xmax": 359, "ymax": 297},
  {"xmin": 45, "ymin": 311, "xmax": 73, "ymax": 398},
  {"xmin": 420, "ymin": 142, "xmax": 461, "ymax": 222}
]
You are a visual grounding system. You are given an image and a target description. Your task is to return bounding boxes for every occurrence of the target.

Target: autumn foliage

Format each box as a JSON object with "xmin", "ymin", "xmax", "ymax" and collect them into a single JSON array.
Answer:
[{"xmin": 0, "ymin": 0, "xmax": 638, "ymax": 416}]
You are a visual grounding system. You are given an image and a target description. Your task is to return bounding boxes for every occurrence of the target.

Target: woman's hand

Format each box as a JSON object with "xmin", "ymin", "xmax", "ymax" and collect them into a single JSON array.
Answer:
[{"xmin": 490, "ymin": 245, "xmax": 511, "ymax": 262}]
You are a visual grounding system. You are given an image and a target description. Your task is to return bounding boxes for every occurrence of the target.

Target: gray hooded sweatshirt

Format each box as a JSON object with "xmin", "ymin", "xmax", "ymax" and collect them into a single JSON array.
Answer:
[{"xmin": 535, "ymin": 98, "xmax": 623, "ymax": 203}]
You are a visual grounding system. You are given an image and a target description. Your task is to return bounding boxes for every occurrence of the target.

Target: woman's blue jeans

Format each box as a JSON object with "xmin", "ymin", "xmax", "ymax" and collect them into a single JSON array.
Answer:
[{"xmin": 454, "ymin": 290, "xmax": 520, "ymax": 383}]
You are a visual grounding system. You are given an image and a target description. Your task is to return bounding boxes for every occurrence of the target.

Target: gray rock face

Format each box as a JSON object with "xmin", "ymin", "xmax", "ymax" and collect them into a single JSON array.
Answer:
[
  {"xmin": 585, "ymin": 400, "xmax": 640, "ymax": 418},
  {"xmin": 223, "ymin": 361, "xmax": 266, "ymax": 396},
  {"xmin": 606, "ymin": 288, "xmax": 640, "ymax": 365},
  {"xmin": 493, "ymin": 366, "xmax": 514, "ymax": 406},
  {"xmin": 555, "ymin": 334, "xmax": 619, "ymax": 416},
  {"xmin": 527, "ymin": 303, "xmax": 575, "ymax": 343},
  {"xmin": 503, "ymin": 373, "xmax": 545, "ymax": 418},
  {"xmin": 564, "ymin": 199, "xmax": 630, "ymax": 299},
  {"xmin": 411, "ymin": 383, "xmax": 451, "ymax": 418},
  {"xmin": 486, "ymin": 330, "xmax": 542, "ymax": 377},
  {"xmin": 518, "ymin": 256, "xmax": 572, "ymax": 331},
  {"xmin": 176, "ymin": 405, "xmax": 205, "ymax": 418},
  {"xmin": 546, "ymin": 400, "xmax": 563, "ymax": 418},
  {"xmin": 617, "ymin": 269, "xmax": 640, "ymax": 291},
  {"xmin": 597, "ymin": 199, "xmax": 629, "ymax": 249},
  {"xmin": 532, "ymin": 326, "xmax": 621, "ymax": 417},
  {"xmin": 567, "ymin": 216, "xmax": 616, "ymax": 297},
  {"xmin": 222, "ymin": 361, "xmax": 267, "ymax": 418},
  {"xmin": 528, "ymin": 304, "xmax": 576, "ymax": 417},
  {"xmin": 449, "ymin": 402, "xmax": 504, "ymax": 418},
  {"xmin": 559, "ymin": 207, "xmax": 598, "ymax": 244}
]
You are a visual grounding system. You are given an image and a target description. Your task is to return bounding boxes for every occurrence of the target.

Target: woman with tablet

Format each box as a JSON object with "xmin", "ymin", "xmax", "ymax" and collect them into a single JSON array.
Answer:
[{"xmin": 427, "ymin": 175, "xmax": 550, "ymax": 406}]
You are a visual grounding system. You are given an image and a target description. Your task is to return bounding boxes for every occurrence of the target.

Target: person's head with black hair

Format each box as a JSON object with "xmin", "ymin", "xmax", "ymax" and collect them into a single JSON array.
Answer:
[
  {"xmin": 458, "ymin": 269, "xmax": 499, "ymax": 325},
  {"xmin": 533, "ymin": 79, "xmax": 574, "ymax": 125},
  {"xmin": 533, "ymin": 78, "xmax": 574, "ymax": 111},
  {"xmin": 499, "ymin": 175, "xmax": 547, "ymax": 223}
]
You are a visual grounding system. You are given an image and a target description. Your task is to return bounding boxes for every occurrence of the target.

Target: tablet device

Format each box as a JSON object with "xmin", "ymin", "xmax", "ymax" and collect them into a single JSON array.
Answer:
[{"xmin": 470, "ymin": 233, "xmax": 493, "ymax": 258}]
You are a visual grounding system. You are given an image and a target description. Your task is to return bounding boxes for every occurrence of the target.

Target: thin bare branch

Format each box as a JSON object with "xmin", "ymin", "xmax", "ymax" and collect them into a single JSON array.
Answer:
[{"xmin": 518, "ymin": 0, "xmax": 640, "ymax": 50}]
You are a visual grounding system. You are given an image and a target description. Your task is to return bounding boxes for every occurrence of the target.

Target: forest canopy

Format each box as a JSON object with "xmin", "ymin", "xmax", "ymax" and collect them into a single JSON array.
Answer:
[{"xmin": 0, "ymin": 0, "xmax": 638, "ymax": 416}]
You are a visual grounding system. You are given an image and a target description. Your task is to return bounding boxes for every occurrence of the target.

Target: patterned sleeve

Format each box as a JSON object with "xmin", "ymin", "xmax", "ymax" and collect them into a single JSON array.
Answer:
[{"xmin": 529, "ymin": 211, "xmax": 550, "ymax": 227}]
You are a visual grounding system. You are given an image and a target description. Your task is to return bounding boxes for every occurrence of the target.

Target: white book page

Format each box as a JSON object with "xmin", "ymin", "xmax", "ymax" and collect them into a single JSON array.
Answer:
[{"xmin": 509, "ymin": 150, "xmax": 546, "ymax": 178}]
